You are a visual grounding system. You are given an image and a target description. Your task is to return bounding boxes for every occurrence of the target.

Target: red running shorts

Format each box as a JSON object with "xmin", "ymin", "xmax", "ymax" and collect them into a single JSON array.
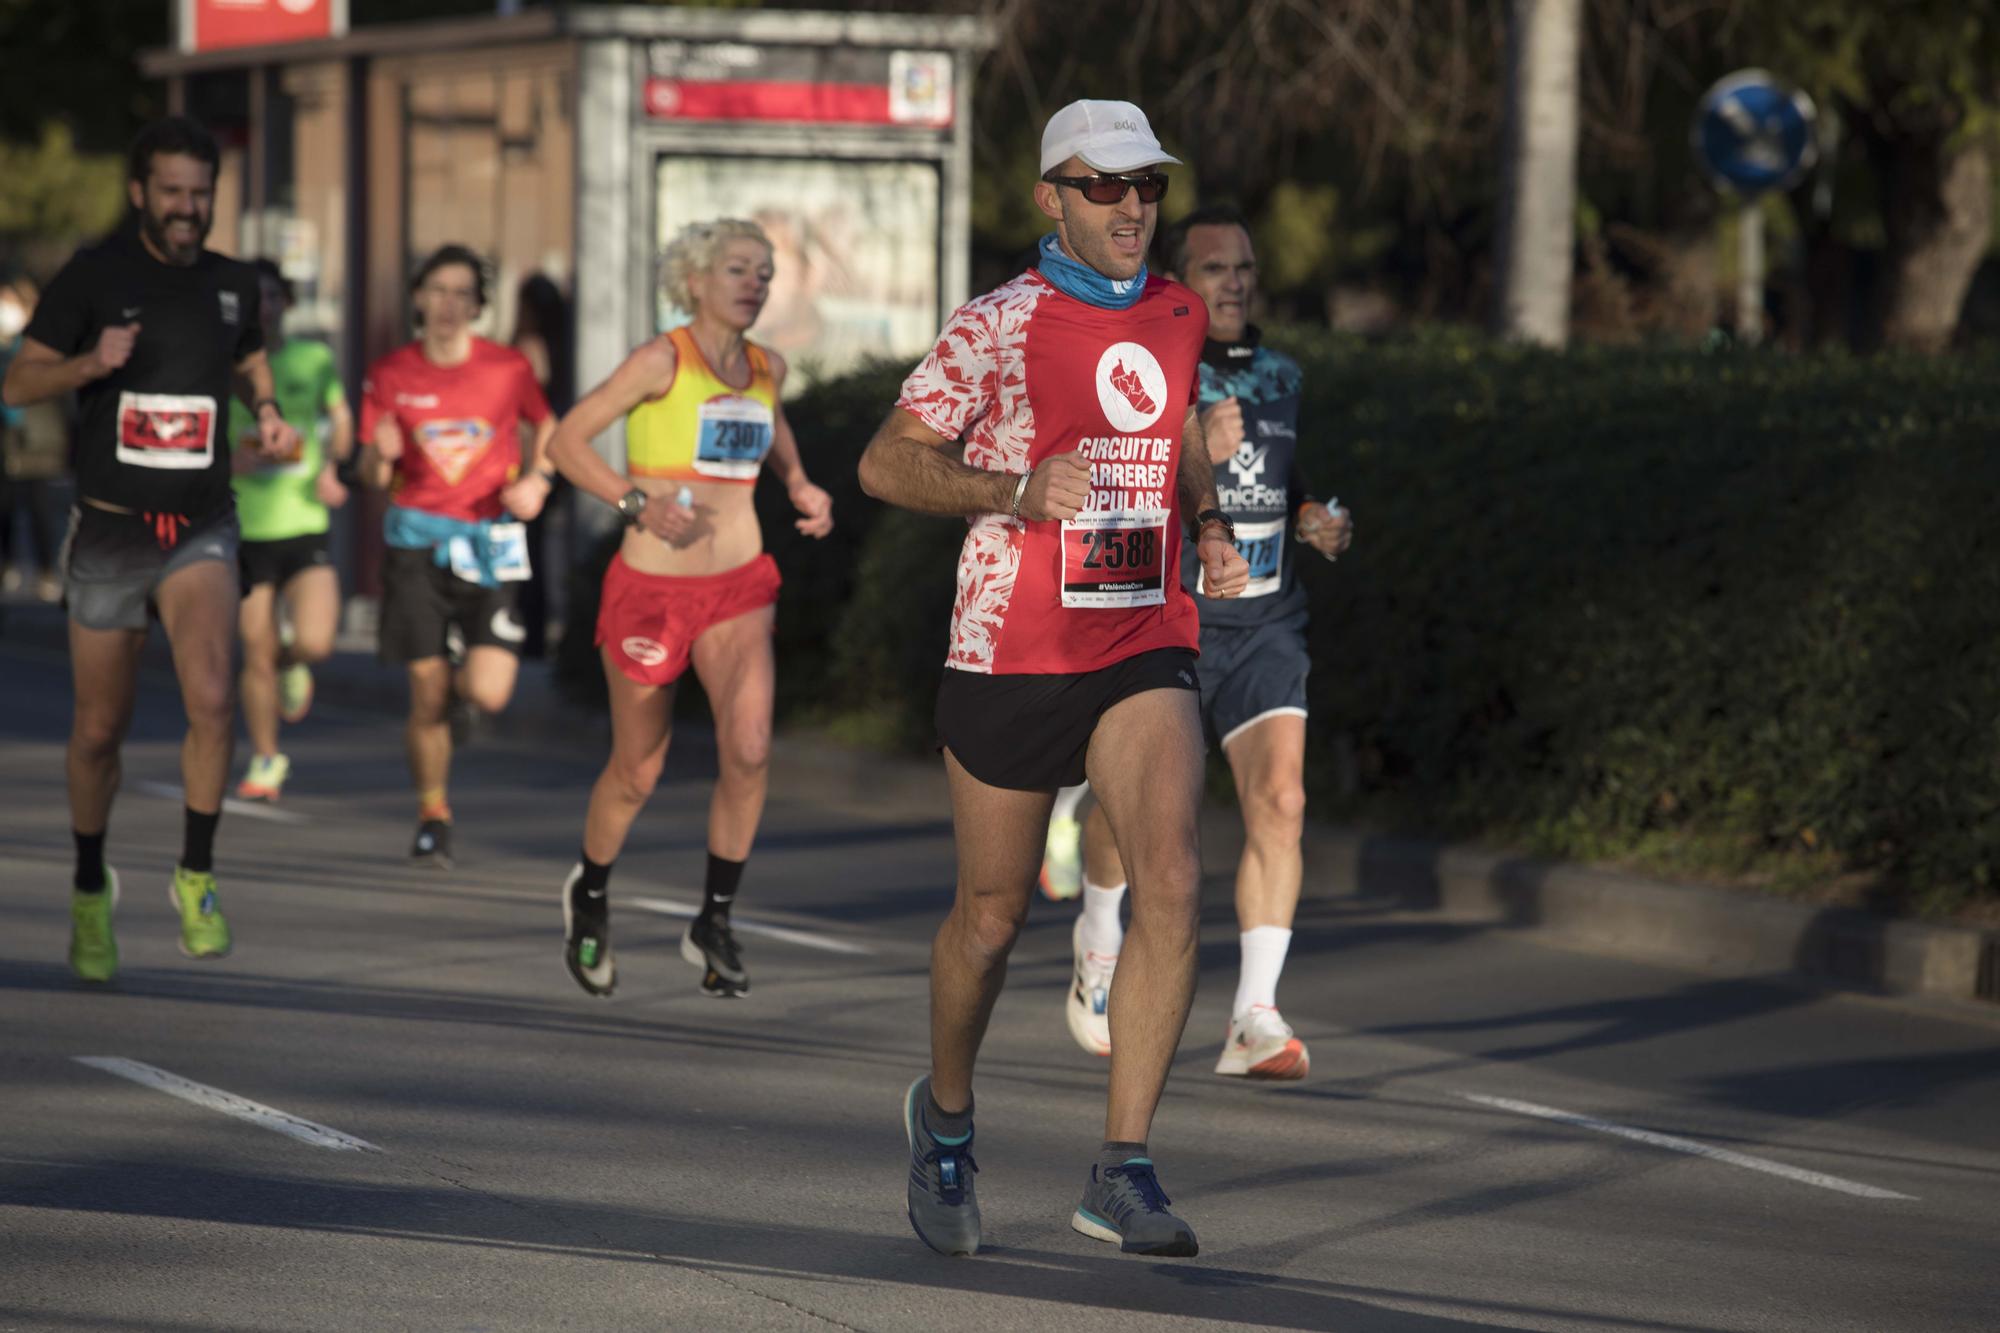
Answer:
[{"xmin": 596, "ymin": 551, "xmax": 781, "ymax": 686}]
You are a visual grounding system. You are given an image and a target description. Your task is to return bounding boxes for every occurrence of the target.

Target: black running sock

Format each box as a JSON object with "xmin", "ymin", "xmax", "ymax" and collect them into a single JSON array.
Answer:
[
  {"xmin": 1098, "ymin": 1140, "xmax": 1148, "ymax": 1174},
  {"xmin": 699, "ymin": 851, "xmax": 745, "ymax": 923},
  {"xmin": 925, "ymin": 1088, "xmax": 974, "ymax": 1140},
  {"xmin": 73, "ymin": 830, "xmax": 106, "ymax": 892},
  {"xmin": 181, "ymin": 807, "xmax": 220, "ymax": 875},
  {"xmin": 576, "ymin": 850, "xmax": 612, "ymax": 895}
]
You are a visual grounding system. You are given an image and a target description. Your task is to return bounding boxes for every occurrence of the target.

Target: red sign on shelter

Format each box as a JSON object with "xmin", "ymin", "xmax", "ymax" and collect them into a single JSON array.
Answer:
[{"xmin": 181, "ymin": 0, "xmax": 344, "ymax": 53}]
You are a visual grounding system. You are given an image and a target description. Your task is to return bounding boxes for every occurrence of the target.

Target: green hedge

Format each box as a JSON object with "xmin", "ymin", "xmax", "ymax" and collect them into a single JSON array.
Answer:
[{"xmin": 560, "ymin": 332, "xmax": 2000, "ymax": 917}]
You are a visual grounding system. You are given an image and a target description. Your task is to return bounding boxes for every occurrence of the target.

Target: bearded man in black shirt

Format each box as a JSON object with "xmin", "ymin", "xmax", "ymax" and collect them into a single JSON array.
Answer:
[{"xmin": 1, "ymin": 116, "xmax": 298, "ymax": 982}]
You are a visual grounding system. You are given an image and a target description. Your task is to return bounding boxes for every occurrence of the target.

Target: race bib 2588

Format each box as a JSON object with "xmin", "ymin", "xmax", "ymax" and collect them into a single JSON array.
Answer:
[
  {"xmin": 117, "ymin": 392, "xmax": 216, "ymax": 470},
  {"xmin": 1060, "ymin": 508, "xmax": 1169, "ymax": 609}
]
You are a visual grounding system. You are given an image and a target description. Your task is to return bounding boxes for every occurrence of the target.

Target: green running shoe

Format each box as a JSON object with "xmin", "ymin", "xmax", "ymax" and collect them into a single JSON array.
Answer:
[
  {"xmin": 69, "ymin": 870, "xmax": 121, "ymax": 983},
  {"xmin": 169, "ymin": 866, "xmax": 232, "ymax": 959}
]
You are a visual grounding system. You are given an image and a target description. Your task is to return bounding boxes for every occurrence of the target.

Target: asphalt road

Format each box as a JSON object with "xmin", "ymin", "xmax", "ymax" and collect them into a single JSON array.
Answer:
[{"xmin": 2, "ymin": 636, "xmax": 1997, "ymax": 1332}]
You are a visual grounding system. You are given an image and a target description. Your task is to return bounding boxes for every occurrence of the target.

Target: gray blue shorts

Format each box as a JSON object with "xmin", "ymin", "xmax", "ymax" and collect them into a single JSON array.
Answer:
[
  {"xmin": 60, "ymin": 503, "xmax": 240, "ymax": 631},
  {"xmin": 1196, "ymin": 612, "xmax": 1311, "ymax": 748}
]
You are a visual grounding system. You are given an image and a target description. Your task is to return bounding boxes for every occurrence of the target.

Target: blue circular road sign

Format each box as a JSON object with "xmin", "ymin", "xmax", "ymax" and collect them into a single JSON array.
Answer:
[{"xmin": 1693, "ymin": 70, "xmax": 1817, "ymax": 197}]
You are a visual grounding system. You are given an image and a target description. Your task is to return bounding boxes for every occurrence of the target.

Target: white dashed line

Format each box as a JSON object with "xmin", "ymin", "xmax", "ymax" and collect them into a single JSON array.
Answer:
[
  {"xmin": 628, "ymin": 896, "xmax": 874, "ymax": 955},
  {"xmin": 135, "ymin": 780, "xmax": 308, "ymax": 824},
  {"xmin": 75, "ymin": 1057, "xmax": 379, "ymax": 1152},
  {"xmin": 1460, "ymin": 1092, "xmax": 1914, "ymax": 1200}
]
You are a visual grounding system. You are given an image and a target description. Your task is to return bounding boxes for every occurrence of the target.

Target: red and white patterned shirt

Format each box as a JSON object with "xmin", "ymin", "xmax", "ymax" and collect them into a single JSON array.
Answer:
[{"xmin": 897, "ymin": 270, "xmax": 1207, "ymax": 675}]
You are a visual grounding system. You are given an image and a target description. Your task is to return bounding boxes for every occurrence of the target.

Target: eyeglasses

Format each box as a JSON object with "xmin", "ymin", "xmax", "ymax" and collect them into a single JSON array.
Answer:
[{"xmin": 1041, "ymin": 172, "xmax": 1170, "ymax": 206}]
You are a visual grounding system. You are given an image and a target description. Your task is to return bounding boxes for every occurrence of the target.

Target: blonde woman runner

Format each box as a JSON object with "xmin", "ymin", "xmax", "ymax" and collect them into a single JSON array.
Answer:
[{"xmin": 544, "ymin": 219, "xmax": 833, "ymax": 998}]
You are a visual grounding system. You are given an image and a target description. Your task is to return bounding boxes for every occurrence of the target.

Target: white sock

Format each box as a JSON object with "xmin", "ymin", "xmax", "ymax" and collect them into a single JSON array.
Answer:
[
  {"xmin": 1233, "ymin": 926, "xmax": 1293, "ymax": 1016},
  {"xmin": 1078, "ymin": 878, "xmax": 1127, "ymax": 957},
  {"xmin": 1051, "ymin": 782, "xmax": 1090, "ymax": 824}
]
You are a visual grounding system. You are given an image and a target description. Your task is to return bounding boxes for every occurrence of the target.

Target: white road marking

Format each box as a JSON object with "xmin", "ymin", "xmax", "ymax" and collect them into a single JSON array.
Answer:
[
  {"xmin": 628, "ymin": 896, "xmax": 874, "ymax": 956},
  {"xmin": 1460, "ymin": 1092, "xmax": 1914, "ymax": 1200},
  {"xmin": 74, "ymin": 1057, "xmax": 379, "ymax": 1152},
  {"xmin": 135, "ymin": 779, "xmax": 308, "ymax": 824}
]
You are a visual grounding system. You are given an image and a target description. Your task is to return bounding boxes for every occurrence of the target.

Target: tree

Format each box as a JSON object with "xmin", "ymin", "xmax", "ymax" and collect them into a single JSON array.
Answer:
[{"xmin": 1493, "ymin": 0, "xmax": 1583, "ymax": 346}]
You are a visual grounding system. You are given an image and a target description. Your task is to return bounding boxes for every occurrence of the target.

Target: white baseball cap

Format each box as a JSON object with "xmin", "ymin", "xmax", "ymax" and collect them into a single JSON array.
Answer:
[{"xmin": 1039, "ymin": 99, "xmax": 1180, "ymax": 176}]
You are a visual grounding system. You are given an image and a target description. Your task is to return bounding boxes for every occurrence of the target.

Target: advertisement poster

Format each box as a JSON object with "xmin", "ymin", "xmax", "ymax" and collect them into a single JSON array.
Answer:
[{"xmin": 655, "ymin": 155, "xmax": 941, "ymax": 393}]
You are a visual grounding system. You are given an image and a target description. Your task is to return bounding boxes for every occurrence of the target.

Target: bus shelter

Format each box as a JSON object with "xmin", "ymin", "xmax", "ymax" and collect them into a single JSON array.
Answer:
[{"xmin": 141, "ymin": 4, "xmax": 994, "ymax": 596}]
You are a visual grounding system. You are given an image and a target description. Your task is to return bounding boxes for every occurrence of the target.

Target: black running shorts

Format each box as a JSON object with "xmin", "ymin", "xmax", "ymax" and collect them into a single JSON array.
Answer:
[
  {"xmin": 377, "ymin": 545, "xmax": 524, "ymax": 663},
  {"xmin": 239, "ymin": 532, "xmax": 332, "ymax": 591},
  {"xmin": 934, "ymin": 647, "xmax": 1200, "ymax": 791}
]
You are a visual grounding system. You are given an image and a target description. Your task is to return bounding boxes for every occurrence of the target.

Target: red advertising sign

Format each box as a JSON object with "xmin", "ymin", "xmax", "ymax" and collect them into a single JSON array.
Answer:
[
  {"xmin": 181, "ymin": 0, "xmax": 344, "ymax": 53},
  {"xmin": 643, "ymin": 44, "xmax": 954, "ymax": 127}
]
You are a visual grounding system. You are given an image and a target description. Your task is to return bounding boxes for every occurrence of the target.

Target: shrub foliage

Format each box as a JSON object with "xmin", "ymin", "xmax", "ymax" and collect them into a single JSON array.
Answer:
[{"xmin": 561, "ymin": 333, "xmax": 2000, "ymax": 915}]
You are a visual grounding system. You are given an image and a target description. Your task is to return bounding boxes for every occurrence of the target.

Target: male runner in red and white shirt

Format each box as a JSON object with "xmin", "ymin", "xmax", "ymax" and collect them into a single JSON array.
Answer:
[
  {"xmin": 861, "ymin": 99, "xmax": 1248, "ymax": 1260},
  {"xmin": 359, "ymin": 244, "xmax": 554, "ymax": 869}
]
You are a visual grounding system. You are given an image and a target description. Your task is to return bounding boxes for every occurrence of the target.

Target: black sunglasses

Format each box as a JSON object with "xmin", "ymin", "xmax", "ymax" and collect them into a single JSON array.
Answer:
[{"xmin": 1042, "ymin": 171, "xmax": 1170, "ymax": 206}]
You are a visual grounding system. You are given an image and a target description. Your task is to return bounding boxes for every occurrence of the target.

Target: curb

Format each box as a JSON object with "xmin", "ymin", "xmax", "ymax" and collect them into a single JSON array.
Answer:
[
  {"xmin": 6, "ymin": 596, "xmax": 1992, "ymax": 1007},
  {"xmin": 1295, "ymin": 825, "xmax": 1997, "ymax": 1007}
]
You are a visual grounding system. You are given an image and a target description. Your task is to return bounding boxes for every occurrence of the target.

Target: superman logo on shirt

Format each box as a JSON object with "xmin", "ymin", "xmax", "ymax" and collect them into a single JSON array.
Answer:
[{"xmin": 414, "ymin": 417, "xmax": 495, "ymax": 485}]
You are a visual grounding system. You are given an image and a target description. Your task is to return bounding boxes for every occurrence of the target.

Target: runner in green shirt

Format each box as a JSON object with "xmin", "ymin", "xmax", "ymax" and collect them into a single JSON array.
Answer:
[{"xmin": 231, "ymin": 258, "xmax": 353, "ymax": 801}]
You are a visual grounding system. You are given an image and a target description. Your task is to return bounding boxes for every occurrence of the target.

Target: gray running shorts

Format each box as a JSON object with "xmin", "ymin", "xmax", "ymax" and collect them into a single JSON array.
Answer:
[{"xmin": 61, "ymin": 503, "xmax": 241, "ymax": 632}]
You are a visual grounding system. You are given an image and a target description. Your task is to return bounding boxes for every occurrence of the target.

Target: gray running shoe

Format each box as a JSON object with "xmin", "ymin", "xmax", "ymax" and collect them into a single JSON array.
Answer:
[
  {"xmin": 903, "ymin": 1077, "xmax": 980, "ymax": 1256},
  {"xmin": 1071, "ymin": 1156, "xmax": 1199, "ymax": 1257}
]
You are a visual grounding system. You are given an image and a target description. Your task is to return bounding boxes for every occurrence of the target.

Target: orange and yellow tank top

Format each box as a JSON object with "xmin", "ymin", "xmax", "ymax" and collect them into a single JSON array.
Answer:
[{"xmin": 625, "ymin": 327, "xmax": 777, "ymax": 484}]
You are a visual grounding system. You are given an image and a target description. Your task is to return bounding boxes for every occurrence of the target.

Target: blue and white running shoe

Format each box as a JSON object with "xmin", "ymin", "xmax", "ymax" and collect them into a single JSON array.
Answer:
[
  {"xmin": 1071, "ymin": 1156, "xmax": 1198, "ymax": 1257},
  {"xmin": 903, "ymin": 1076, "xmax": 980, "ymax": 1256}
]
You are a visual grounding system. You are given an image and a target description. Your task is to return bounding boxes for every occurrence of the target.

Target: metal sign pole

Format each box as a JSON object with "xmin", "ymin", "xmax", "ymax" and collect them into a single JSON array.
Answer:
[
  {"xmin": 1693, "ymin": 69, "xmax": 1815, "ymax": 346},
  {"xmin": 1737, "ymin": 202, "xmax": 1764, "ymax": 345}
]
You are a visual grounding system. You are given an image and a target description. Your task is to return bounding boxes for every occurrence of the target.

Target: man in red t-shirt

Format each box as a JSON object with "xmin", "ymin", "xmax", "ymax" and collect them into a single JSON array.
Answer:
[
  {"xmin": 859, "ymin": 100, "xmax": 1248, "ymax": 1260},
  {"xmin": 359, "ymin": 244, "xmax": 555, "ymax": 869}
]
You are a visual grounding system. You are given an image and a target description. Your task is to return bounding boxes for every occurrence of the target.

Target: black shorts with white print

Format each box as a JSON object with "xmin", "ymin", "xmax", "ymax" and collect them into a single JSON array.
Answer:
[{"xmin": 377, "ymin": 544, "xmax": 524, "ymax": 663}]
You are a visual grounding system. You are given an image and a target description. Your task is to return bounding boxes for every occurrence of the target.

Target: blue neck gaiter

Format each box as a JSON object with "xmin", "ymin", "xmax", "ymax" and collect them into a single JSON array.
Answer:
[{"xmin": 1036, "ymin": 233, "xmax": 1146, "ymax": 310}]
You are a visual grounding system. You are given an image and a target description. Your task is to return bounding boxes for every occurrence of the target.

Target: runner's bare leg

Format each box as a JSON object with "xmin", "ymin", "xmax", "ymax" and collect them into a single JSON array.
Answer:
[
  {"xmin": 929, "ymin": 751, "xmax": 1053, "ymax": 1112},
  {"xmin": 67, "ymin": 623, "xmax": 146, "ymax": 835},
  {"xmin": 1081, "ymin": 798, "xmax": 1125, "ymax": 887},
  {"xmin": 280, "ymin": 564, "xmax": 340, "ymax": 665},
  {"xmin": 1085, "ymin": 686, "xmax": 1205, "ymax": 1143},
  {"xmin": 405, "ymin": 658, "xmax": 452, "ymax": 798},
  {"xmin": 457, "ymin": 644, "xmax": 518, "ymax": 715},
  {"xmin": 581, "ymin": 652, "xmax": 674, "ymax": 864},
  {"xmin": 689, "ymin": 603, "xmax": 776, "ymax": 860},
  {"xmin": 238, "ymin": 583, "xmax": 282, "ymax": 757},
  {"xmin": 154, "ymin": 557, "xmax": 239, "ymax": 813},
  {"xmin": 1225, "ymin": 713, "xmax": 1307, "ymax": 931}
]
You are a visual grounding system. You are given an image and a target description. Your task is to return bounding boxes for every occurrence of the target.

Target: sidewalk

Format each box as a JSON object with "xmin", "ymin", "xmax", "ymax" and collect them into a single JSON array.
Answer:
[{"xmin": 4, "ymin": 594, "xmax": 1993, "ymax": 1010}]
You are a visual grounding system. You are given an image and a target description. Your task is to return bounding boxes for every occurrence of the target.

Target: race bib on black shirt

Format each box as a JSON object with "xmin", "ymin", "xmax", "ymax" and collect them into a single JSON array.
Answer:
[{"xmin": 24, "ymin": 231, "xmax": 261, "ymax": 515}]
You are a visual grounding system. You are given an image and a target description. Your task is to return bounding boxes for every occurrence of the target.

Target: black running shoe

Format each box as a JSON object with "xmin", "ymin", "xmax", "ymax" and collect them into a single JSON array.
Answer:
[
  {"xmin": 681, "ymin": 913, "xmax": 746, "ymax": 985},
  {"xmin": 698, "ymin": 967, "xmax": 748, "ymax": 998},
  {"xmin": 410, "ymin": 818, "xmax": 454, "ymax": 869},
  {"xmin": 561, "ymin": 864, "xmax": 615, "ymax": 997}
]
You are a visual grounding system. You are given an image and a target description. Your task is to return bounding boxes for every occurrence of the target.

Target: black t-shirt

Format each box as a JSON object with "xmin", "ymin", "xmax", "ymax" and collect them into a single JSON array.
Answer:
[{"xmin": 25, "ymin": 228, "xmax": 261, "ymax": 516}]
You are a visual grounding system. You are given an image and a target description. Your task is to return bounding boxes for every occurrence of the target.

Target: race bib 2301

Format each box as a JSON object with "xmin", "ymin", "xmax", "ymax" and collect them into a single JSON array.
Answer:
[{"xmin": 693, "ymin": 394, "xmax": 774, "ymax": 480}]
